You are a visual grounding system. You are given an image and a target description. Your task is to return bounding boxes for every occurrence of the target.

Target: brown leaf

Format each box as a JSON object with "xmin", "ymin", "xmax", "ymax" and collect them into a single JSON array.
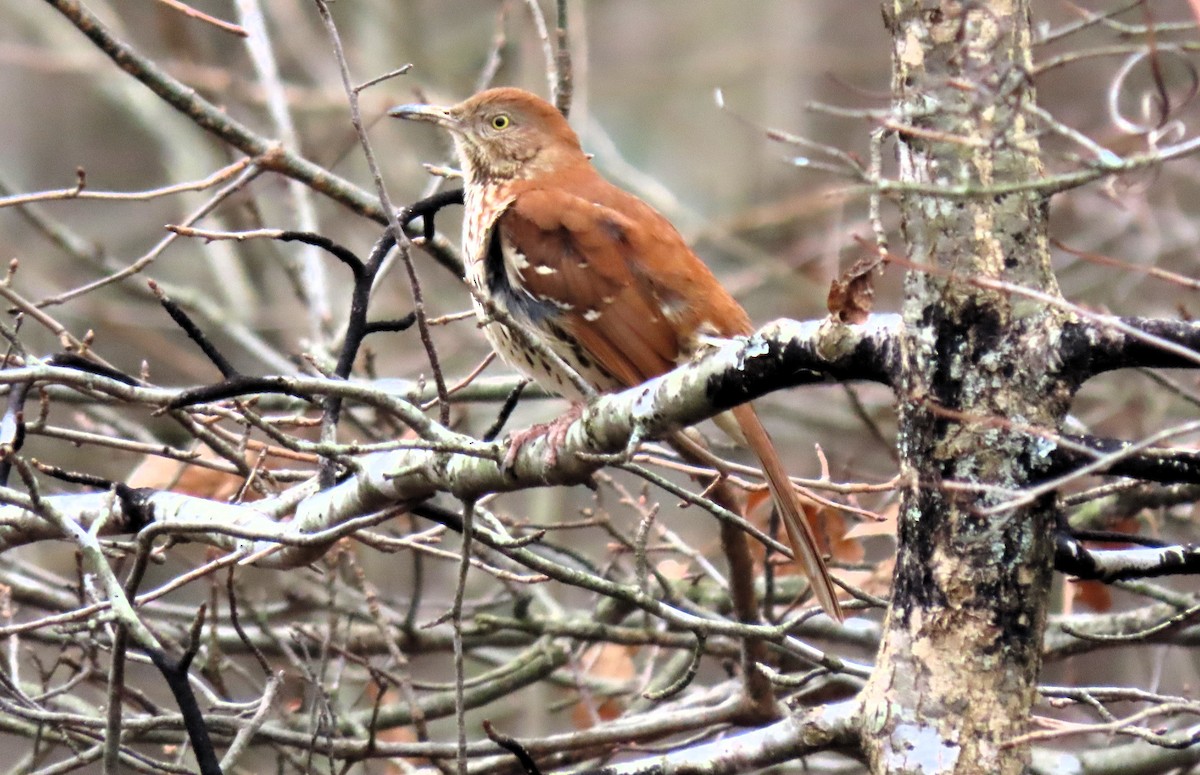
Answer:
[
  {"xmin": 1067, "ymin": 579, "xmax": 1113, "ymax": 614},
  {"xmin": 655, "ymin": 559, "xmax": 691, "ymax": 581},
  {"xmin": 744, "ymin": 488, "xmax": 771, "ymax": 517},
  {"xmin": 126, "ymin": 442, "xmax": 304, "ymax": 502},
  {"xmin": 821, "ymin": 506, "xmax": 865, "ymax": 564},
  {"xmin": 827, "ymin": 252, "xmax": 882, "ymax": 324},
  {"xmin": 844, "ymin": 501, "xmax": 899, "ymax": 540},
  {"xmin": 746, "ymin": 490, "xmax": 865, "ymax": 571},
  {"xmin": 127, "ymin": 450, "xmax": 249, "ymax": 501},
  {"xmin": 571, "ymin": 643, "xmax": 636, "ymax": 728},
  {"xmin": 364, "ymin": 684, "xmax": 424, "ymax": 773}
]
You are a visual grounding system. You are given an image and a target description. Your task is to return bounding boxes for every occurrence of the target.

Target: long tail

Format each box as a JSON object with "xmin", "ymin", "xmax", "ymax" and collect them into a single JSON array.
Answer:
[{"xmin": 731, "ymin": 403, "xmax": 844, "ymax": 621}]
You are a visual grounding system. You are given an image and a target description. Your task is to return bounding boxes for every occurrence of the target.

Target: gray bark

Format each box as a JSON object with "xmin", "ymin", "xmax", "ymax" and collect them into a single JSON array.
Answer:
[{"xmin": 861, "ymin": 2, "xmax": 1064, "ymax": 772}]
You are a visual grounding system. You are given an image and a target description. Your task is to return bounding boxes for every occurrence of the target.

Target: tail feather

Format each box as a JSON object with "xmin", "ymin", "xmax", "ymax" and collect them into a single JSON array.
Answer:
[{"xmin": 731, "ymin": 404, "xmax": 844, "ymax": 621}]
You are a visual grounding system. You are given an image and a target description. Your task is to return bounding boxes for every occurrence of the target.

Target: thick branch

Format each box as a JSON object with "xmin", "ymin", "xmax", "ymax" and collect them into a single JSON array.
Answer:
[
  {"xmin": 1047, "ymin": 433, "xmax": 1200, "ymax": 486},
  {"xmin": 0, "ymin": 315, "xmax": 899, "ymax": 559},
  {"xmin": 1062, "ymin": 317, "xmax": 1200, "ymax": 382},
  {"xmin": 1055, "ymin": 534, "xmax": 1200, "ymax": 582},
  {"xmin": 592, "ymin": 701, "xmax": 861, "ymax": 775},
  {"xmin": 1033, "ymin": 737, "xmax": 1200, "ymax": 775}
]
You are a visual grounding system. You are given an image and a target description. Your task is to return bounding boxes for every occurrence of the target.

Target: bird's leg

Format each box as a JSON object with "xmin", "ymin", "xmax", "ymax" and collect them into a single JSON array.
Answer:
[{"xmin": 502, "ymin": 402, "xmax": 585, "ymax": 473}]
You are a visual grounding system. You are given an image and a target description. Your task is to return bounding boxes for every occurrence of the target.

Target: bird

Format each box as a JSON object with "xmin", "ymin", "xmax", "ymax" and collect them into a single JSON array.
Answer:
[{"xmin": 391, "ymin": 87, "xmax": 843, "ymax": 621}]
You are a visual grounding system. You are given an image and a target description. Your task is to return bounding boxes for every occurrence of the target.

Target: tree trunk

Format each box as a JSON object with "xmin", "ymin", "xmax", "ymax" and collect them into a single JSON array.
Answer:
[{"xmin": 861, "ymin": 2, "xmax": 1068, "ymax": 772}]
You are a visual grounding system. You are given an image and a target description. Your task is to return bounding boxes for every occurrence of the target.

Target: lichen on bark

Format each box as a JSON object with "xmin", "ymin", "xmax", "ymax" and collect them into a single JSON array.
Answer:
[{"xmin": 861, "ymin": 2, "xmax": 1072, "ymax": 773}]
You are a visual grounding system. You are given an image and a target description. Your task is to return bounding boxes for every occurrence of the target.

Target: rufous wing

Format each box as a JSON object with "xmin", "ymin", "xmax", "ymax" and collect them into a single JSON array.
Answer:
[
  {"xmin": 497, "ymin": 187, "xmax": 684, "ymax": 386},
  {"xmin": 498, "ymin": 183, "xmax": 844, "ymax": 619}
]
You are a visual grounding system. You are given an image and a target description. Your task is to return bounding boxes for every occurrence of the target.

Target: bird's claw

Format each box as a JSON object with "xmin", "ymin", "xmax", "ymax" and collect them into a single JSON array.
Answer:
[{"xmin": 501, "ymin": 404, "xmax": 585, "ymax": 474}]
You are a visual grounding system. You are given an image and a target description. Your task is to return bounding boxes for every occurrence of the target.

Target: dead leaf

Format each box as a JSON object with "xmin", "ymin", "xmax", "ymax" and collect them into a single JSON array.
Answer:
[
  {"xmin": 821, "ymin": 506, "xmax": 866, "ymax": 564},
  {"xmin": 126, "ymin": 442, "xmax": 304, "ymax": 502},
  {"xmin": 1062, "ymin": 516, "xmax": 1141, "ymax": 614},
  {"xmin": 365, "ymin": 683, "xmax": 424, "ymax": 773},
  {"xmin": 745, "ymin": 488, "xmax": 771, "ymax": 517},
  {"xmin": 571, "ymin": 643, "xmax": 636, "ymax": 728},
  {"xmin": 1066, "ymin": 579, "xmax": 1112, "ymax": 614},
  {"xmin": 827, "ymin": 251, "xmax": 882, "ymax": 324},
  {"xmin": 127, "ymin": 450, "xmax": 249, "ymax": 501},
  {"xmin": 844, "ymin": 502, "xmax": 899, "ymax": 540},
  {"xmin": 746, "ymin": 490, "xmax": 866, "ymax": 572},
  {"xmin": 655, "ymin": 559, "xmax": 691, "ymax": 581}
]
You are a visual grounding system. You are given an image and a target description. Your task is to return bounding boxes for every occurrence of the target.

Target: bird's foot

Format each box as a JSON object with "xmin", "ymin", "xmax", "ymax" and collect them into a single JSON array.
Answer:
[
  {"xmin": 576, "ymin": 427, "xmax": 645, "ymax": 466},
  {"xmin": 502, "ymin": 404, "xmax": 585, "ymax": 473}
]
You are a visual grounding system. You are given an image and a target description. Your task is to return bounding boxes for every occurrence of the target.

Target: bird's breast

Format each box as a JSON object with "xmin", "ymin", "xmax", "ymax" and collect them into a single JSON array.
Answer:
[
  {"xmin": 462, "ymin": 184, "xmax": 509, "ymax": 271},
  {"xmin": 460, "ymin": 183, "xmax": 621, "ymax": 399}
]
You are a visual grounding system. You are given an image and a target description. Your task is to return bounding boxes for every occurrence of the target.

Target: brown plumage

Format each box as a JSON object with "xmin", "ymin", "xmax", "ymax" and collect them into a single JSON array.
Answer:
[{"xmin": 392, "ymin": 87, "xmax": 843, "ymax": 620}]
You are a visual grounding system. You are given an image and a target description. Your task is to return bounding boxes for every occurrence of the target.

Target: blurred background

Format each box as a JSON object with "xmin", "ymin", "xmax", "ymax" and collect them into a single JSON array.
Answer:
[
  {"xmin": 1, "ymin": 0, "xmax": 903, "ymax": 487},
  {"xmin": 2, "ymin": 1, "xmax": 1195, "ymax": 482},
  {"xmin": 1, "ymin": 0, "xmax": 1199, "ymax": 769}
]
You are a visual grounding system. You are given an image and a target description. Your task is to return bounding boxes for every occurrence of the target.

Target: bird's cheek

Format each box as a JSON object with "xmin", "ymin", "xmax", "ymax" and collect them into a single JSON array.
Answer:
[{"xmin": 452, "ymin": 137, "xmax": 474, "ymax": 162}]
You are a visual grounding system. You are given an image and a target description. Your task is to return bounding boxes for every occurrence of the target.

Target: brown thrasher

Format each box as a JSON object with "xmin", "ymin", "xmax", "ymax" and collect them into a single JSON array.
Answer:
[{"xmin": 392, "ymin": 87, "xmax": 842, "ymax": 620}]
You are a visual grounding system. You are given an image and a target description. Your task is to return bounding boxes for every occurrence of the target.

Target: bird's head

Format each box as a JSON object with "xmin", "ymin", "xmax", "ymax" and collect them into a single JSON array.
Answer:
[{"xmin": 390, "ymin": 87, "xmax": 585, "ymax": 183}]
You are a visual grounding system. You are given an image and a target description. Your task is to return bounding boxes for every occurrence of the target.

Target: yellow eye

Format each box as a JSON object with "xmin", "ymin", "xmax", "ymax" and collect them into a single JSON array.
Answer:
[{"xmin": 491, "ymin": 114, "xmax": 511, "ymax": 130}]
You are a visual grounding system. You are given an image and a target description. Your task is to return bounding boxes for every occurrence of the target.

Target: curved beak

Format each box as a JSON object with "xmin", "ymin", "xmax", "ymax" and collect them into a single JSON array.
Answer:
[{"xmin": 388, "ymin": 103, "xmax": 461, "ymax": 131}]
